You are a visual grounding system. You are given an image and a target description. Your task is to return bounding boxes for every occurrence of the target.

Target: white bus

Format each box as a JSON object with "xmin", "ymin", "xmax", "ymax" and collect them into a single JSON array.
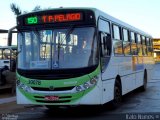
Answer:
[
  {"xmin": 0, "ymin": 45, "xmax": 17, "ymax": 86},
  {"xmin": 8, "ymin": 8, "xmax": 154, "ymax": 108},
  {"xmin": 0, "ymin": 46, "xmax": 17, "ymax": 70},
  {"xmin": 0, "ymin": 29, "xmax": 17, "ymax": 70}
]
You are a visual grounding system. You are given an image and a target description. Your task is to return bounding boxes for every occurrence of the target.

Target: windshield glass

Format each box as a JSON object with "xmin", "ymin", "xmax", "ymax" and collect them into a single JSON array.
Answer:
[{"xmin": 18, "ymin": 27, "xmax": 98, "ymax": 70}]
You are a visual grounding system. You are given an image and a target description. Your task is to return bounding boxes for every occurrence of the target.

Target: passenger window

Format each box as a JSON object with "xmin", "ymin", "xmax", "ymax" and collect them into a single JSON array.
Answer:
[
  {"xmin": 113, "ymin": 25, "xmax": 121, "ymax": 40},
  {"xmin": 113, "ymin": 40, "xmax": 123, "ymax": 55},
  {"xmin": 137, "ymin": 34, "xmax": 141, "ymax": 44},
  {"xmin": 137, "ymin": 34, "xmax": 143, "ymax": 56},
  {"xmin": 142, "ymin": 36, "xmax": 147, "ymax": 56},
  {"xmin": 147, "ymin": 38, "xmax": 153, "ymax": 56},
  {"xmin": 123, "ymin": 29, "xmax": 131, "ymax": 55},
  {"xmin": 142, "ymin": 36, "xmax": 146, "ymax": 45},
  {"xmin": 131, "ymin": 33, "xmax": 137, "ymax": 55},
  {"xmin": 149, "ymin": 39, "xmax": 153, "ymax": 46},
  {"xmin": 146, "ymin": 38, "xmax": 150, "ymax": 46},
  {"xmin": 131, "ymin": 32, "xmax": 136, "ymax": 43},
  {"xmin": 123, "ymin": 29, "xmax": 129, "ymax": 42}
]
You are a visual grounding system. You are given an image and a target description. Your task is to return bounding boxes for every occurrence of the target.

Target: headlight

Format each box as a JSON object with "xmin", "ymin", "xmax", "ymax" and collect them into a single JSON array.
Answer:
[
  {"xmin": 16, "ymin": 80, "xmax": 20, "ymax": 86},
  {"xmin": 90, "ymin": 76, "xmax": 98, "ymax": 85},
  {"xmin": 19, "ymin": 83, "xmax": 25, "ymax": 89},
  {"xmin": 83, "ymin": 82, "xmax": 90, "ymax": 89},
  {"xmin": 75, "ymin": 76, "xmax": 98, "ymax": 92},
  {"xmin": 17, "ymin": 81, "xmax": 31, "ymax": 92},
  {"xmin": 76, "ymin": 86, "xmax": 82, "ymax": 92},
  {"xmin": 23, "ymin": 86, "xmax": 31, "ymax": 92}
]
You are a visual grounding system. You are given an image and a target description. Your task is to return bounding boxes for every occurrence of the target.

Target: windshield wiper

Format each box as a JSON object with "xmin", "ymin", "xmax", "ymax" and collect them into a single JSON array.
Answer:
[
  {"xmin": 57, "ymin": 25, "xmax": 75, "ymax": 67},
  {"xmin": 59, "ymin": 25, "xmax": 75, "ymax": 46}
]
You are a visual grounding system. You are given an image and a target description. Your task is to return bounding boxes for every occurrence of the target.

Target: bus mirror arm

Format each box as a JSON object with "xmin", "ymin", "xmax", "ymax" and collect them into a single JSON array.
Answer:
[{"xmin": 8, "ymin": 26, "xmax": 17, "ymax": 46}]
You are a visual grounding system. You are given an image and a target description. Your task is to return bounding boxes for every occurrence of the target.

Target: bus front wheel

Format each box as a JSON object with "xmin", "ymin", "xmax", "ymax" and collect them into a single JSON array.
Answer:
[{"xmin": 110, "ymin": 80, "xmax": 122, "ymax": 109}]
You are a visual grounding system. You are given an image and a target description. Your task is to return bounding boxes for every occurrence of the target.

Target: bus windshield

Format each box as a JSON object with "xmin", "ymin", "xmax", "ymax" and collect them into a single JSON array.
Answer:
[{"xmin": 18, "ymin": 27, "xmax": 98, "ymax": 70}]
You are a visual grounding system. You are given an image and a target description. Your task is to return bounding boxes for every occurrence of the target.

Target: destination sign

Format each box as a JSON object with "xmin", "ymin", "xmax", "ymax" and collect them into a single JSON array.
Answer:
[{"xmin": 25, "ymin": 12, "xmax": 83, "ymax": 25}]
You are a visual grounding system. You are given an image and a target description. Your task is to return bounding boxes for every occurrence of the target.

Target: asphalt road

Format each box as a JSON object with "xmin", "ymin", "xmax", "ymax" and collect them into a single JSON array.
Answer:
[{"xmin": 0, "ymin": 64, "xmax": 160, "ymax": 120}]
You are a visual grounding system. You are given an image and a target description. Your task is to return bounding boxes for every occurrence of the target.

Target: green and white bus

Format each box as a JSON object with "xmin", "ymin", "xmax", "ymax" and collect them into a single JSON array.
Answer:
[{"xmin": 8, "ymin": 8, "xmax": 154, "ymax": 108}]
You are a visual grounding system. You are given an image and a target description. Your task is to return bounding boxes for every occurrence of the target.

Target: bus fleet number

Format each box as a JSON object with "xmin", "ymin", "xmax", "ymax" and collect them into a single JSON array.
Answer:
[{"xmin": 28, "ymin": 79, "xmax": 41, "ymax": 85}]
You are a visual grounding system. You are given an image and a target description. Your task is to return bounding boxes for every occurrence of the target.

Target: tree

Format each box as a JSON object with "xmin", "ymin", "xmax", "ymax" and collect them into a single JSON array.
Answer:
[
  {"xmin": 32, "ymin": 5, "xmax": 41, "ymax": 12},
  {"xmin": 10, "ymin": 3, "xmax": 42, "ymax": 16},
  {"xmin": 10, "ymin": 3, "xmax": 21, "ymax": 16}
]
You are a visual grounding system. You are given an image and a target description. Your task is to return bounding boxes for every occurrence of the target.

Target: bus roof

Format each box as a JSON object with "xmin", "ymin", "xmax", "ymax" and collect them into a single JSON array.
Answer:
[
  {"xmin": 93, "ymin": 8, "xmax": 152, "ymax": 38},
  {"xmin": 18, "ymin": 7, "xmax": 152, "ymax": 38}
]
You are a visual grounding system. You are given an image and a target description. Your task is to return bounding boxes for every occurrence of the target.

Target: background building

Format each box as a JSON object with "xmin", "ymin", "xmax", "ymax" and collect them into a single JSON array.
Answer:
[{"xmin": 153, "ymin": 38, "xmax": 160, "ymax": 62}]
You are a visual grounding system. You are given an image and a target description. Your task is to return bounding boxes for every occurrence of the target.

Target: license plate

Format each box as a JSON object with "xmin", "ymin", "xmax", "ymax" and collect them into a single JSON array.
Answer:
[{"xmin": 45, "ymin": 96, "xmax": 59, "ymax": 101}]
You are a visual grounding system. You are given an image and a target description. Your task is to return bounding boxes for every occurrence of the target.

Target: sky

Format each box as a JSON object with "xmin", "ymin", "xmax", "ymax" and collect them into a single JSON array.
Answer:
[{"xmin": 0, "ymin": 0, "xmax": 160, "ymax": 45}]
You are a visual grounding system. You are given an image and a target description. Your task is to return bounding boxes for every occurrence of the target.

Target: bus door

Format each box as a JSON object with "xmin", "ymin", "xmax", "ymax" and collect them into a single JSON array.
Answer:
[
  {"xmin": 100, "ymin": 33, "xmax": 111, "ymax": 72},
  {"xmin": 98, "ymin": 18, "xmax": 111, "ymax": 75}
]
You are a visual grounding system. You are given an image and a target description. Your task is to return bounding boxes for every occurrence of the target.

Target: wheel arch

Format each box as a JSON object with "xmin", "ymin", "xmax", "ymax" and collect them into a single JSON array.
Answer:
[{"xmin": 115, "ymin": 75, "xmax": 122, "ymax": 87}]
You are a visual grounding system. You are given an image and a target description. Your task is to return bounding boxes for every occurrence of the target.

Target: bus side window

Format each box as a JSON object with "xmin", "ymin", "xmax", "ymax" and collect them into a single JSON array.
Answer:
[
  {"xmin": 150, "ymin": 39, "xmax": 153, "ymax": 55},
  {"xmin": 131, "ymin": 32, "xmax": 138, "ymax": 55},
  {"xmin": 146, "ymin": 38, "xmax": 152, "ymax": 56},
  {"xmin": 137, "ymin": 34, "xmax": 143, "ymax": 56},
  {"xmin": 112, "ymin": 24, "xmax": 123, "ymax": 55},
  {"xmin": 100, "ymin": 32, "xmax": 111, "ymax": 57},
  {"xmin": 142, "ymin": 36, "xmax": 147, "ymax": 56},
  {"xmin": 122, "ymin": 28, "xmax": 131, "ymax": 55}
]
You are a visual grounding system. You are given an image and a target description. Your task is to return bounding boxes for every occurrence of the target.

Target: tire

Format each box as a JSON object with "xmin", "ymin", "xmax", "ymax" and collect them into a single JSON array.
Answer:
[
  {"xmin": 139, "ymin": 71, "xmax": 147, "ymax": 91},
  {"xmin": 110, "ymin": 80, "xmax": 122, "ymax": 109}
]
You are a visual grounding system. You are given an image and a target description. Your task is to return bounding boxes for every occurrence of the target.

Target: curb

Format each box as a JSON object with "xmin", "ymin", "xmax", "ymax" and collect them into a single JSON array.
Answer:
[{"xmin": 0, "ymin": 96, "xmax": 16, "ymax": 104}]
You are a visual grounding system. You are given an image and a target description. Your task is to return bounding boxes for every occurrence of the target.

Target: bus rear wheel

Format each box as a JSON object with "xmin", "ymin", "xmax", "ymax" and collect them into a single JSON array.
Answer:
[
  {"xmin": 139, "ymin": 70, "xmax": 147, "ymax": 91},
  {"xmin": 110, "ymin": 80, "xmax": 122, "ymax": 109}
]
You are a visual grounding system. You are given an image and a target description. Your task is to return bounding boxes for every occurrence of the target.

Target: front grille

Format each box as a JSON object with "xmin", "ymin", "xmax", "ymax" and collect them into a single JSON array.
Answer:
[{"xmin": 31, "ymin": 86, "xmax": 74, "ymax": 91}]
